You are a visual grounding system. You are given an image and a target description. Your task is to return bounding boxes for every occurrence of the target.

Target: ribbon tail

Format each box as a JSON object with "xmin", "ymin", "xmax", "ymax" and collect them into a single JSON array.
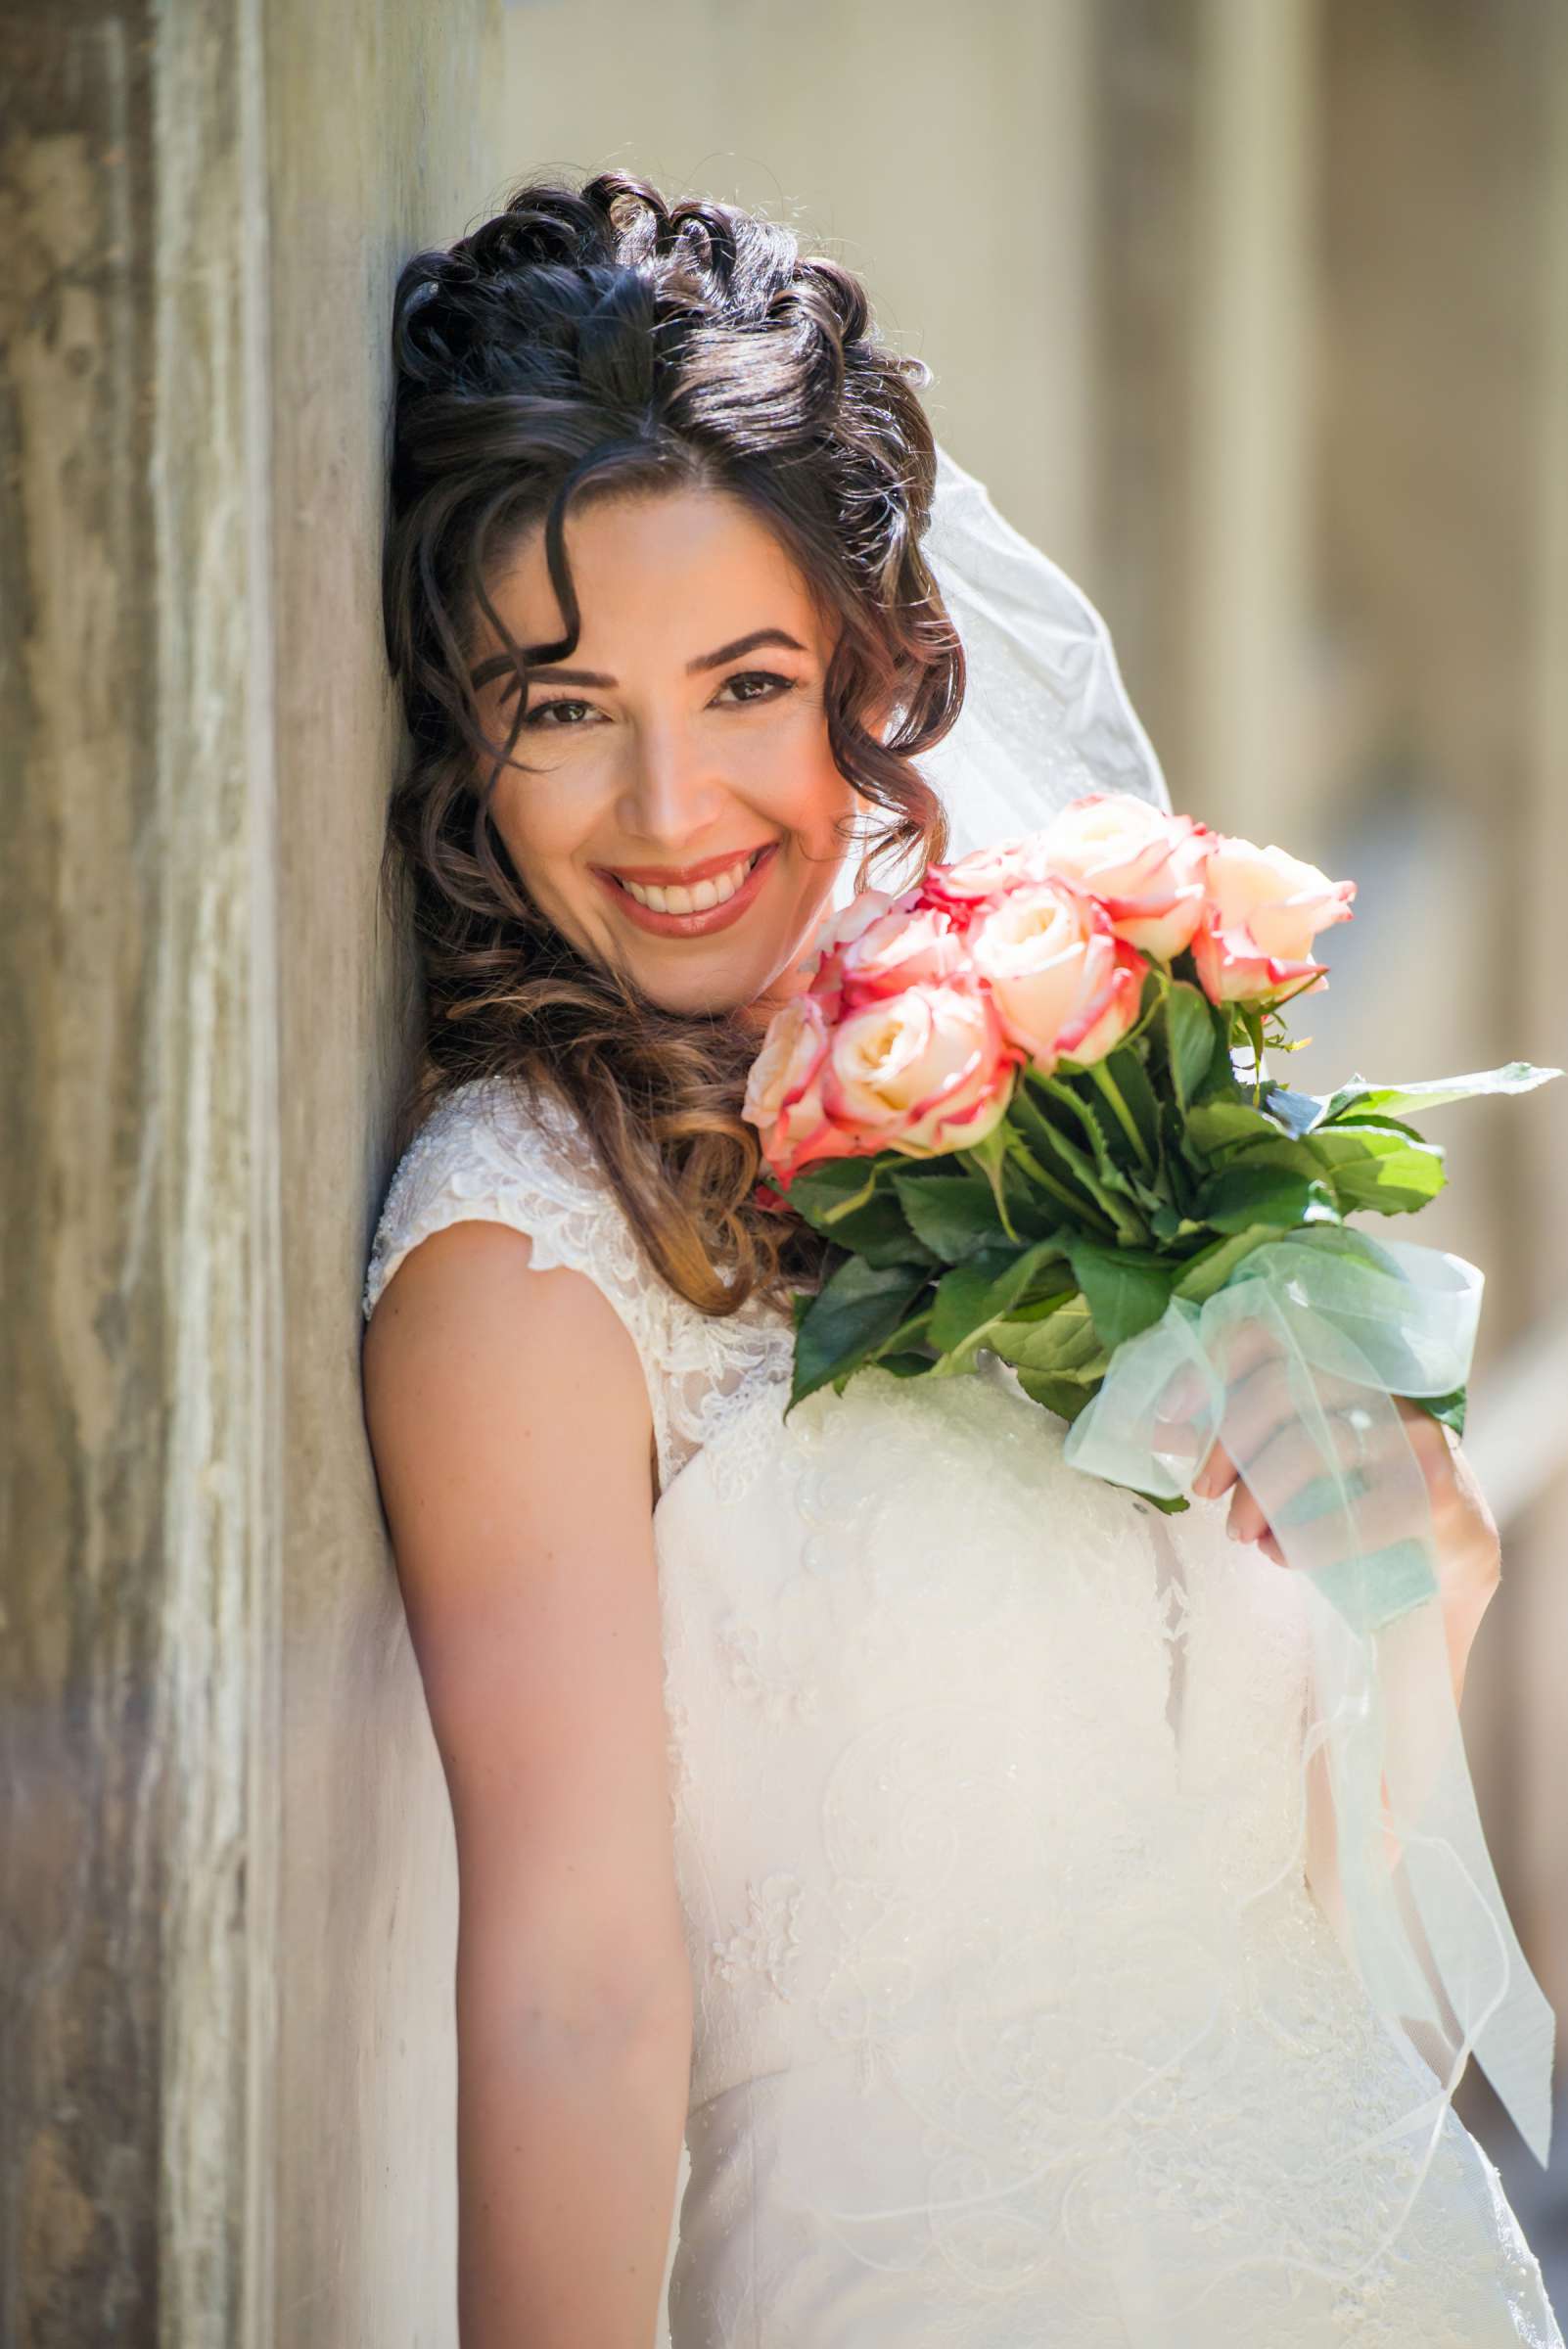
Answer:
[
  {"xmin": 1062, "ymin": 1229, "xmax": 1557, "ymax": 2169},
  {"xmin": 1375, "ymin": 1592, "xmax": 1556, "ymax": 2163}
]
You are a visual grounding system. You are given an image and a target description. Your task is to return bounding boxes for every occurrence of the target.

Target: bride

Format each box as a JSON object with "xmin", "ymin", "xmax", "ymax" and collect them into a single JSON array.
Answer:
[{"xmin": 360, "ymin": 170, "xmax": 1561, "ymax": 2346}]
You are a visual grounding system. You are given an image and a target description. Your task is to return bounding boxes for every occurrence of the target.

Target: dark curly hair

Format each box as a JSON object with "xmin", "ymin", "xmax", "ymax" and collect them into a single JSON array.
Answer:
[{"xmin": 380, "ymin": 167, "xmax": 965, "ymax": 1316}]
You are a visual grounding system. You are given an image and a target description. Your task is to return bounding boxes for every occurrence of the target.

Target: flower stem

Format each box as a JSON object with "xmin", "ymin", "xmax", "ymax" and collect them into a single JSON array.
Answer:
[
  {"xmin": 1085, "ymin": 1059, "xmax": 1154, "ymax": 1173},
  {"xmin": 1002, "ymin": 1134, "xmax": 1119, "ymax": 1239},
  {"xmin": 961, "ymin": 1128, "xmax": 1022, "ymax": 1242}
]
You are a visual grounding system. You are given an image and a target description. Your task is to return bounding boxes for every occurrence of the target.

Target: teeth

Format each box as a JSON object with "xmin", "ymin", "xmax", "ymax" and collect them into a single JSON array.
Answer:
[{"xmin": 620, "ymin": 850, "xmax": 759, "ymax": 913}]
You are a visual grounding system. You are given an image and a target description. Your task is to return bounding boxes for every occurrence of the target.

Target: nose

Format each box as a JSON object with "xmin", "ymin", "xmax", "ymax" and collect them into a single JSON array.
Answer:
[{"xmin": 616, "ymin": 713, "xmax": 727, "ymax": 850}]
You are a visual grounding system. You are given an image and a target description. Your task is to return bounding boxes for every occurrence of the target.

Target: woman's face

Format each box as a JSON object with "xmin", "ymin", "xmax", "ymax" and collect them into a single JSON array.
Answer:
[{"xmin": 473, "ymin": 484, "xmax": 864, "ymax": 1025}]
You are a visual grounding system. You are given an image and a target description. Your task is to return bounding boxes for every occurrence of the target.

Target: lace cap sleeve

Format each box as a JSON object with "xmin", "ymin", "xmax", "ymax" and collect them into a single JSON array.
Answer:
[{"xmin": 362, "ymin": 1073, "xmax": 667, "ymax": 1445}]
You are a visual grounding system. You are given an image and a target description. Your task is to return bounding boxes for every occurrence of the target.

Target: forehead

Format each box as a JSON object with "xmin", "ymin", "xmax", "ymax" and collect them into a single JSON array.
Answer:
[{"xmin": 480, "ymin": 482, "xmax": 825, "ymax": 656}]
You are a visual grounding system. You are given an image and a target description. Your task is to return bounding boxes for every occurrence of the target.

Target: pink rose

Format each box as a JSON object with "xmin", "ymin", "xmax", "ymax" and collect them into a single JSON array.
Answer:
[
  {"xmin": 822, "ymin": 981, "xmax": 1021, "ymax": 1158},
  {"xmin": 968, "ymin": 878, "xmax": 1146, "ymax": 1075},
  {"xmin": 839, "ymin": 902, "xmax": 970, "ymax": 1001},
  {"xmin": 915, "ymin": 835, "xmax": 1055, "ymax": 928},
  {"xmin": 741, "ymin": 994, "xmax": 871, "ymax": 1182},
  {"xmin": 1190, "ymin": 835, "xmax": 1356, "ymax": 1007},
  {"xmin": 1038, "ymin": 792, "xmax": 1214, "ymax": 959},
  {"xmin": 794, "ymin": 887, "xmax": 907, "ymax": 1020}
]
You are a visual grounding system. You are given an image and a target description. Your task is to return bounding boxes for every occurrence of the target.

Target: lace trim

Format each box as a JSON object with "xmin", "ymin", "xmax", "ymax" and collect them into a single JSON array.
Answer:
[{"xmin": 362, "ymin": 1076, "xmax": 796, "ymax": 1496}]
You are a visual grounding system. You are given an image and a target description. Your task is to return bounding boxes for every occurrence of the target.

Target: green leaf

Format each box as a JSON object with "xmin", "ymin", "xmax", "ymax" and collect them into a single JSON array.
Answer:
[
  {"xmin": 1171, "ymin": 1224, "xmax": 1279, "ymax": 1303},
  {"xmin": 1182, "ymin": 1096, "xmax": 1283, "ymax": 1159},
  {"xmin": 958, "ymin": 1123, "xmax": 1028, "ymax": 1243},
  {"xmin": 927, "ymin": 1239, "xmax": 1074, "ymax": 1364},
  {"xmin": 1065, "ymin": 1238, "xmax": 1176, "ymax": 1350},
  {"xmin": 1006, "ymin": 1089, "xmax": 1128, "ymax": 1235},
  {"xmin": 879, "ymin": 1307, "xmax": 935, "ymax": 1357},
  {"xmin": 809, "ymin": 1189, "xmax": 941, "ymax": 1269},
  {"xmin": 1308, "ymin": 1061, "xmax": 1562, "ymax": 1128},
  {"xmin": 1102, "ymin": 1045, "xmax": 1164, "ymax": 1165},
  {"xmin": 1192, "ymin": 1162, "xmax": 1342, "ymax": 1233},
  {"xmin": 1013, "ymin": 1081, "xmax": 1149, "ymax": 1239},
  {"xmin": 783, "ymin": 1156, "xmax": 882, "ymax": 1226},
  {"xmin": 788, "ymin": 1257, "xmax": 933, "ymax": 1410},
  {"xmin": 1308, "ymin": 1126, "xmax": 1448, "ymax": 1216},
  {"xmin": 1164, "ymin": 982, "xmax": 1218, "ymax": 1107},
  {"xmin": 891, "ymin": 1171, "xmax": 1007, "ymax": 1263},
  {"xmin": 988, "ymin": 1291, "xmax": 1110, "ymax": 1380},
  {"xmin": 1010, "ymin": 1366, "xmax": 1103, "ymax": 1424},
  {"xmin": 1410, "ymin": 1384, "xmax": 1467, "ymax": 1439}
]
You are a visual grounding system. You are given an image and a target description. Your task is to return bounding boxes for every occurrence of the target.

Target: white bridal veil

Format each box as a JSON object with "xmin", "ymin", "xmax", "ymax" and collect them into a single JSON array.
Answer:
[
  {"xmin": 918, "ymin": 443, "xmax": 1174, "ymax": 850},
  {"xmin": 830, "ymin": 439, "xmax": 1172, "ymax": 912}
]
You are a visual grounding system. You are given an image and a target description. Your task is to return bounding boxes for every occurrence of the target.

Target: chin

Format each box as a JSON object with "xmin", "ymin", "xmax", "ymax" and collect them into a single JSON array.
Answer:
[{"xmin": 629, "ymin": 959, "xmax": 761, "ymax": 1020}]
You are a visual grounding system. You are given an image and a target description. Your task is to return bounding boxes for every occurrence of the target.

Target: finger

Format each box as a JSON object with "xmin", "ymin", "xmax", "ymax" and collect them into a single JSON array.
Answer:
[
  {"xmin": 1194, "ymin": 1348, "xmax": 1303, "ymax": 1497},
  {"xmin": 1227, "ymin": 1477, "xmax": 1270, "ymax": 1544},
  {"xmin": 1192, "ymin": 1353, "xmax": 1305, "ymax": 1494},
  {"xmin": 1210, "ymin": 1310, "xmax": 1285, "ymax": 1389},
  {"xmin": 1150, "ymin": 1379, "xmax": 1212, "ymax": 1462},
  {"xmin": 1195, "ymin": 1437, "xmax": 1239, "ymax": 1500},
  {"xmin": 1234, "ymin": 1410, "xmax": 1373, "ymax": 1545},
  {"xmin": 1238, "ymin": 1420, "xmax": 1435, "ymax": 1571},
  {"xmin": 1155, "ymin": 1317, "xmax": 1292, "ymax": 1497}
]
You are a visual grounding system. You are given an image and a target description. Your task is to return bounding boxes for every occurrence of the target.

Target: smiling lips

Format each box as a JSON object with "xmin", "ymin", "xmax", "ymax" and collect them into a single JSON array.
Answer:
[{"xmin": 595, "ymin": 841, "xmax": 778, "ymax": 936}]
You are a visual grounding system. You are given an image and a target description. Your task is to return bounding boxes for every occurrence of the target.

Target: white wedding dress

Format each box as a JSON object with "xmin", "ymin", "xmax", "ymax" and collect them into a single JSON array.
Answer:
[{"xmin": 364, "ymin": 1071, "xmax": 1563, "ymax": 2349}]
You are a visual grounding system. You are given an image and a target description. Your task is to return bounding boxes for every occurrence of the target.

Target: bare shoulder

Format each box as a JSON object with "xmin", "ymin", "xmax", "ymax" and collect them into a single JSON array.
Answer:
[{"xmin": 361, "ymin": 1217, "xmax": 684, "ymax": 2029}]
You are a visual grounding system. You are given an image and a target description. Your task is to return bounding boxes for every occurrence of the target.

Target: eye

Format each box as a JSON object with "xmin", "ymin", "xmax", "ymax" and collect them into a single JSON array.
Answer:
[
  {"xmin": 522, "ymin": 696, "xmax": 598, "ymax": 730},
  {"xmin": 720, "ymin": 668, "xmax": 800, "ymax": 707}
]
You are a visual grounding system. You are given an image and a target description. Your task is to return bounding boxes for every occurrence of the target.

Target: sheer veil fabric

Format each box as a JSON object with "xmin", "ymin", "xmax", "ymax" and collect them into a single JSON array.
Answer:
[{"xmin": 830, "ymin": 441, "xmax": 1172, "ymax": 914}]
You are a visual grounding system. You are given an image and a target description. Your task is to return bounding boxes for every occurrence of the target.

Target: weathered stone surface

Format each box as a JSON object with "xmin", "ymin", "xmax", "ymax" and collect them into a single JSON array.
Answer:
[{"xmin": 2, "ymin": 2, "xmax": 501, "ymax": 2340}]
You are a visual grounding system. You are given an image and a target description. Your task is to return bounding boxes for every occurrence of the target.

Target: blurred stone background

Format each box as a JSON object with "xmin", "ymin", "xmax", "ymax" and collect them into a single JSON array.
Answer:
[{"xmin": 3, "ymin": 0, "xmax": 1563, "ymax": 2340}]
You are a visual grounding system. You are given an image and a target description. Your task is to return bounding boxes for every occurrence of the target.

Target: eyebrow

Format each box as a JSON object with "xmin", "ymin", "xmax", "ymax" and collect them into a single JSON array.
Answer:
[{"xmin": 470, "ymin": 626, "xmax": 809, "ymax": 700}]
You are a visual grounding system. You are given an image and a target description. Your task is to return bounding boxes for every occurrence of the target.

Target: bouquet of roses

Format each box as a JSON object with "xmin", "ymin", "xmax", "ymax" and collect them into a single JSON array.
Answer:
[
  {"xmin": 742, "ymin": 791, "xmax": 1559, "ymax": 1513},
  {"xmin": 743, "ymin": 790, "xmax": 1565, "ymax": 2166}
]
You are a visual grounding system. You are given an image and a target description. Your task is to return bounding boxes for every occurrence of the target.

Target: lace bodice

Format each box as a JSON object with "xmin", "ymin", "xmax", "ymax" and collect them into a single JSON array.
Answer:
[
  {"xmin": 362, "ymin": 1075, "xmax": 797, "ymax": 1497},
  {"xmin": 363, "ymin": 1076, "xmax": 1561, "ymax": 2348}
]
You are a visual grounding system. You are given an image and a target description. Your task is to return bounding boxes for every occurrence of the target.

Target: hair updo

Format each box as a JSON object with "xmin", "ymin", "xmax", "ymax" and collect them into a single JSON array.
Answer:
[{"xmin": 380, "ymin": 168, "xmax": 964, "ymax": 1317}]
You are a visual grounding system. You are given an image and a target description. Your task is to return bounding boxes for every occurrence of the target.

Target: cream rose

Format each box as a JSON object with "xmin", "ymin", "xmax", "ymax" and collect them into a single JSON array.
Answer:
[
  {"xmin": 839, "ymin": 902, "xmax": 969, "ymax": 1001},
  {"xmin": 822, "ymin": 981, "xmax": 1019, "ymax": 1157},
  {"xmin": 1191, "ymin": 835, "xmax": 1356, "ymax": 1006},
  {"xmin": 968, "ymin": 878, "xmax": 1145, "ymax": 1075},
  {"xmin": 1039, "ymin": 791, "xmax": 1213, "ymax": 959},
  {"xmin": 741, "ymin": 993, "xmax": 869, "ymax": 1182},
  {"xmin": 793, "ymin": 886, "xmax": 905, "ymax": 1018},
  {"xmin": 915, "ymin": 834, "xmax": 1055, "ymax": 926}
]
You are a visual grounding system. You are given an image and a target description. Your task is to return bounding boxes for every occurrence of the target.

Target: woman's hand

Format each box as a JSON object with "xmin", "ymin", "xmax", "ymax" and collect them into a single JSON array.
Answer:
[
  {"xmin": 1200, "ymin": 1392, "xmax": 1500, "ymax": 1597},
  {"xmin": 1157, "ymin": 1321, "xmax": 1503, "ymax": 1713}
]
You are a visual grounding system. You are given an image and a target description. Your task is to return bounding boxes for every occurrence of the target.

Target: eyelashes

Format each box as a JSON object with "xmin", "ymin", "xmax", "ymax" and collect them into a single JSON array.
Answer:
[{"xmin": 521, "ymin": 669, "xmax": 802, "ymax": 730}]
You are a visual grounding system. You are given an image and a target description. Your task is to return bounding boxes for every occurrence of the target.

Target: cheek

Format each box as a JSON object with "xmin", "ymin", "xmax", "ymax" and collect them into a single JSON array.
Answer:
[
  {"xmin": 488, "ymin": 771, "xmax": 598, "ymax": 891},
  {"xmin": 774, "ymin": 735, "xmax": 856, "ymax": 853}
]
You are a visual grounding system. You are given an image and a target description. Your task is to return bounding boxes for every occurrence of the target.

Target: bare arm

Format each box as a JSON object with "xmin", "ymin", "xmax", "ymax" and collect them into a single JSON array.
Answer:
[{"xmin": 363, "ymin": 1219, "xmax": 691, "ymax": 2349}]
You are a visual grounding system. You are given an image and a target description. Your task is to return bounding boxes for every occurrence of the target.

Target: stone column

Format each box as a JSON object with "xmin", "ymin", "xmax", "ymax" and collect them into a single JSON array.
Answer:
[{"xmin": 1, "ymin": 2, "xmax": 502, "ymax": 2340}]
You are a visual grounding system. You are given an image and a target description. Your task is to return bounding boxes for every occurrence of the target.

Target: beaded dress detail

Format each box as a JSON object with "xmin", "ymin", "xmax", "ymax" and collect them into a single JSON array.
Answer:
[{"xmin": 364, "ymin": 1075, "xmax": 1562, "ymax": 2348}]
